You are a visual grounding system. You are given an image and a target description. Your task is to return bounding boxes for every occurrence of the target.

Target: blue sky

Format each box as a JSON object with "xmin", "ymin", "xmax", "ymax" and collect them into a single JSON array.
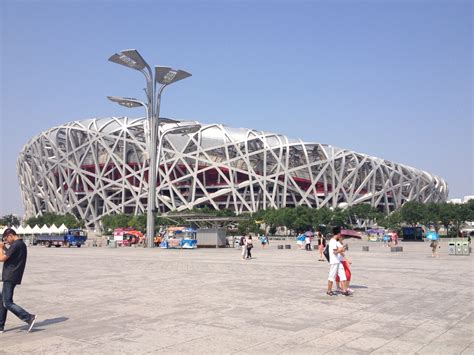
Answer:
[{"xmin": 1, "ymin": 0, "xmax": 472, "ymax": 216}]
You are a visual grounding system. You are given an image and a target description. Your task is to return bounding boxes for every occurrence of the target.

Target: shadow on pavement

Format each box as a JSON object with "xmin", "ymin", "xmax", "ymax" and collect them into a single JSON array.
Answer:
[
  {"xmin": 350, "ymin": 285, "xmax": 368, "ymax": 289},
  {"xmin": 7, "ymin": 316, "xmax": 69, "ymax": 333}
]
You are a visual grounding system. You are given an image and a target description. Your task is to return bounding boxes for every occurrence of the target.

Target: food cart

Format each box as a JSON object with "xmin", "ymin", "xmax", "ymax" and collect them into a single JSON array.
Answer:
[
  {"xmin": 159, "ymin": 227, "xmax": 197, "ymax": 249},
  {"xmin": 367, "ymin": 228, "xmax": 385, "ymax": 242}
]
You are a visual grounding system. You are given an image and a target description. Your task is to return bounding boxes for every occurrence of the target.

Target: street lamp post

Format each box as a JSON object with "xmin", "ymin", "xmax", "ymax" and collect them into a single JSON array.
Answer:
[{"xmin": 107, "ymin": 49, "xmax": 192, "ymax": 248}]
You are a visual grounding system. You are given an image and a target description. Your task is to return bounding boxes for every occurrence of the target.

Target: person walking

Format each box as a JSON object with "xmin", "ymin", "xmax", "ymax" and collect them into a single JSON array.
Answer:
[
  {"xmin": 305, "ymin": 233, "xmax": 312, "ymax": 251},
  {"xmin": 430, "ymin": 238, "xmax": 440, "ymax": 258},
  {"xmin": 317, "ymin": 231, "xmax": 326, "ymax": 261},
  {"xmin": 240, "ymin": 235, "xmax": 247, "ymax": 260},
  {"xmin": 392, "ymin": 231, "xmax": 398, "ymax": 246},
  {"xmin": 335, "ymin": 236, "xmax": 353, "ymax": 294},
  {"xmin": 0, "ymin": 228, "xmax": 37, "ymax": 333},
  {"xmin": 326, "ymin": 226, "xmax": 350, "ymax": 296},
  {"xmin": 246, "ymin": 236, "xmax": 254, "ymax": 259}
]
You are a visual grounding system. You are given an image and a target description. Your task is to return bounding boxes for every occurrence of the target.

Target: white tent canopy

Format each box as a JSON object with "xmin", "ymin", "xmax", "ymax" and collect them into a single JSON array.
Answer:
[
  {"xmin": 50, "ymin": 224, "xmax": 61, "ymax": 234},
  {"xmin": 24, "ymin": 225, "xmax": 33, "ymax": 234},
  {"xmin": 16, "ymin": 225, "xmax": 26, "ymax": 235},
  {"xmin": 31, "ymin": 225, "xmax": 42, "ymax": 234},
  {"xmin": 39, "ymin": 224, "xmax": 50, "ymax": 234},
  {"xmin": 58, "ymin": 224, "xmax": 68, "ymax": 234}
]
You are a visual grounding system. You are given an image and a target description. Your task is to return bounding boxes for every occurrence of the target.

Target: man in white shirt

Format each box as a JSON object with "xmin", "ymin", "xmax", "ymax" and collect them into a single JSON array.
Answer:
[{"xmin": 327, "ymin": 226, "xmax": 349, "ymax": 296}]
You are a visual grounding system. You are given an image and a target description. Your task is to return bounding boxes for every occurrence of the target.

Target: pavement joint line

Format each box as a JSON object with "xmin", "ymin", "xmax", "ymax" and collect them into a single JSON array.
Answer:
[
  {"xmin": 413, "ymin": 311, "xmax": 474, "ymax": 353},
  {"xmin": 1, "ymin": 241, "xmax": 472, "ymax": 353}
]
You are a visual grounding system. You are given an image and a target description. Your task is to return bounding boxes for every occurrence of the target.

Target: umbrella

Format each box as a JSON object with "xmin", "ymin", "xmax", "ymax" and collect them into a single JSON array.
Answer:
[
  {"xmin": 296, "ymin": 234, "xmax": 306, "ymax": 242},
  {"xmin": 426, "ymin": 231, "xmax": 439, "ymax": 241},
  {"xmin": 341, "ymin": 229, "xmax": 362, "ymax": 239}
]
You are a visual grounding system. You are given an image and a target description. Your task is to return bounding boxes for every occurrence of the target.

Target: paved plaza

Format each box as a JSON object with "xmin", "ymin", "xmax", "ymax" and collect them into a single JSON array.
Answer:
[{"xmin": 1, "ymin": 239, "xmax": 473, "ymax": 354}]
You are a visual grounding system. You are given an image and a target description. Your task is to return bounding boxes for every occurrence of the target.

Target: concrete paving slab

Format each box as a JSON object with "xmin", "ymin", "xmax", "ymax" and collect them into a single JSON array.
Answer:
[
  {"xmin": 371, "ymin": 339, "xmax": 425, "ymax": 354},
  {"xmin": 0, "ymin": 239, "xmax": 472, "ymax": 354}
]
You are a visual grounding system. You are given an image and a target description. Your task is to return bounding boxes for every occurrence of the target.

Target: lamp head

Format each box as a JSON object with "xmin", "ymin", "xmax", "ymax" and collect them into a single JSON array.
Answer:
[
  {"xmin": 108, "ymin": 49, "xmax": 148, "ymax": 71},
  {"xmin": 107, "ymin": 96, "xmax": 144, "ymax": 108},
  {"xmin": 155, "ymin": 66, "xmax": 192, "ymax": 85}
]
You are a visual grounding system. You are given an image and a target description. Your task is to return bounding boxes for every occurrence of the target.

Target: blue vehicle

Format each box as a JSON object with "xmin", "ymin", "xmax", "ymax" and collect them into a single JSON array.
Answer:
[
  {"xmin": 65, "ymin": 229, "xmax": 87, "ymax": 247},
  {"xmin": 401, "ymin": 227, "xmax": 424, "ymax": 241},
  {"xmin": 33, "ymin": 229, "xmax": 87, "ymax": 248}
]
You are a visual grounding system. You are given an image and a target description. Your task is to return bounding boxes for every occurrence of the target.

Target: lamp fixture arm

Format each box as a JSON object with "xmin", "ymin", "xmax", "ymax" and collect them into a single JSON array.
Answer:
[{"xmin": 154, "ymin": 84, "xmax": 167, "ymax": 119}]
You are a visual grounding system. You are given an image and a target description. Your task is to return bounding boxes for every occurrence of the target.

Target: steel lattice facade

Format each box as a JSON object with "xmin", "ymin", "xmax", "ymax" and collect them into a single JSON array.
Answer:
[{"xmin": 18, "ymin": 117, "xmax": 448, "ymax": 228}]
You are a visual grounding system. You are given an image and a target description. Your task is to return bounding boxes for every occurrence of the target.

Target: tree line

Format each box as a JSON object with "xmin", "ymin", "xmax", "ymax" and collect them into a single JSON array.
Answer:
[
  {"xmin": 238, "ymin": 200, "xmax": 474, "ymax": 237},
  {"xmin": 0, "ymin": 213, "xmax": 84, "ymax": 229},
  {"xmin": 1, "ymin": 200, "xmax": 472, "ymax": 237}
]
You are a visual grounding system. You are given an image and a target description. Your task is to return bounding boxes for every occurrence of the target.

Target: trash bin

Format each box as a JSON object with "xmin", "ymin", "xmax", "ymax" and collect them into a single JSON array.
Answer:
[
  {"xmin": 109, "ymin": 241, "xmax": 117, "ymax": 248},
  {"xmin": 461, "ymin": 241, "xmax": 470, "ymax": 255},
  {"xmin": 277, "ymin": 245, "xmax": 283, "ymax": 250},
  {"xmin": 285, "ymin": 244, "xmax": 291, "ymax": 249},
  {"xmin": 448, "ymin": 242, "xmax": 456, "ymax": 255},
  {"xmin": 455, "ymin": 241, "xmax": 463, "ymax": 255},
  {"xmin": 362, "ymin": 246, "xmax": 369, "ymax": 252}
]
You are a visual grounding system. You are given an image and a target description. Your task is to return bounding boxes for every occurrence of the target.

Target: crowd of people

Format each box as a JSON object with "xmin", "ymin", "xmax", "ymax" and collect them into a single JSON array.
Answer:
[
  {"xmin": 238, "ymin": 227, "xmax": 356, "ymax": 296},
  {"xmin": 4, "ymin": 221, "xmax": 462, "ymax": 337}
]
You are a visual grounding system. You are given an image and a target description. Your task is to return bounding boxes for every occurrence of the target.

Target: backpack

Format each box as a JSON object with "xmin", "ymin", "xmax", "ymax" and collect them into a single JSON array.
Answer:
[{"xmin": 323, "ymin": 244, "xmax": 330, "ymax": 262}]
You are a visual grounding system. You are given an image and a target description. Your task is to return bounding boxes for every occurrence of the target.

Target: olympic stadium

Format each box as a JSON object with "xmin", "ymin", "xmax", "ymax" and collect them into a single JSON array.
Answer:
[{"xmin": 17, "ymin": 117, "xmax": 448, "ymax": 229}]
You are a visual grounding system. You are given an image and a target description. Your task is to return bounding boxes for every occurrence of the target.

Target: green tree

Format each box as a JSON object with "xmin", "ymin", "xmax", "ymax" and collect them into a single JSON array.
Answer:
[
  {"xmin": 26, "ymin": 212, "xmax": 83, "ymax": 229},
  {"xmin": 378, "ymin": 211, "xmax": 402, "ymax": 229},
  {"xmin": 0, "ymin": 214, "xmax": 20, "ymax": 226},
  {"xmin": 330, "ymin": 208, "xmax": 348, "ymax": 228},
  {"xmin": 436, "ymin": 203, "xmax": 454, "ymax": 236},
  {"xmin": 129, "ymin": 215, "xmax": 147, "ymax": 232},
  {"xmin": 290, "ymin": 207, "xmax": 312, "ymax": 233},
  {"xmin": 400, "ymin": 201, "xmax": 426, "ymax": 226},
  {"xmin": 261, "ymin": 209, "xmax": 278, "ymax": 235},
  {"xmin": 466, "ymin": 199, "xmax": 474, "ymax": 220},
  {"xmin": 423, "ymin": 203, "xmax": 442, "ymax": 232},
  {"xmin": 346, "ymin": 204, "xmax": 372, "ymax": 227},
  {"xmin": 310, "ymin": 207, "xmax": 333, "ymax": 231},
  {"xmin": 237, "ymin": 214, "xmax": 259, "ymax": 235},
  {"xmin": 100, "ymin": 214, "xmax": 132, "ymax": 233},
  {"xmin": 451, "ymin": 204, "xmax": 471, "ymax": 235}
]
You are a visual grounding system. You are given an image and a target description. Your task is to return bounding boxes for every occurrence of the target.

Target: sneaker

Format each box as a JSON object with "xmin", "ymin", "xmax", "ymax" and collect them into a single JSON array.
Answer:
[
  {"xmin": 27, "ymin": 315, "xmax": 37, "ymax": 333},
  {"xmin": 0, "ymin": 329, "xmax": 4, "ymax": 334},
  {"xmin": 326, "ymin": 291, "xmax": 336, "ymax": 296}
]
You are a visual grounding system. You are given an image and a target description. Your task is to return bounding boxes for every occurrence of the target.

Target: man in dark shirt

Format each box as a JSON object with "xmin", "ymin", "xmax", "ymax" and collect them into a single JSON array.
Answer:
[{"xmin": 0, "ymin": 228, "xmax": 37, "ymax": 333}]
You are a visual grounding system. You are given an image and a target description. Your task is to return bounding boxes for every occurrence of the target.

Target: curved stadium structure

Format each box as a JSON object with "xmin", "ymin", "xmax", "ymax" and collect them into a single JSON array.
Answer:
[{"xmin": 18, "ymin": 117, "xmax": 448, "ymax": 228}]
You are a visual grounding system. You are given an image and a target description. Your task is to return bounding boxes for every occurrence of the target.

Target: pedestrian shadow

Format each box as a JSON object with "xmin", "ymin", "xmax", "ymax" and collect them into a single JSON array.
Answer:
[
  {"xmin": 8, "ymin": 316, "xmax": 68, "ymax": 333},
  {"xmin": 349, "ymin": 285, "xmax": 368, "ymax": 289}
]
